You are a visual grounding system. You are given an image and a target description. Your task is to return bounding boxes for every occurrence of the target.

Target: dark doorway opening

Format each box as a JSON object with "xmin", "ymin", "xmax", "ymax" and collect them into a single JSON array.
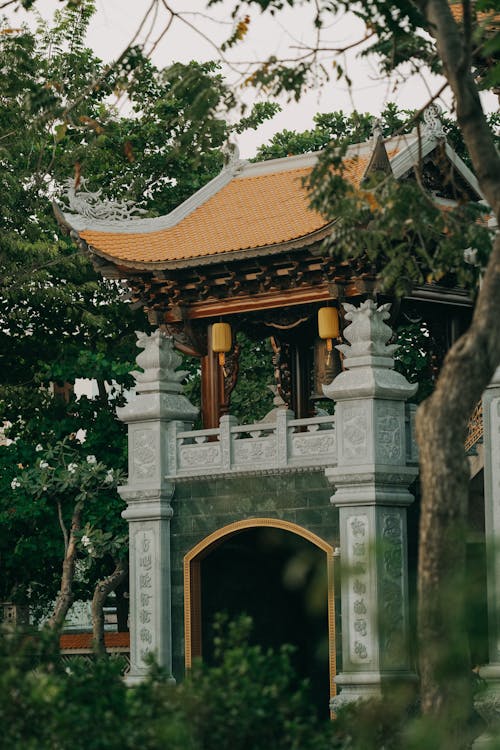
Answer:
[{"xmin": 199, "ymin": 526, "xmax": 330, "ymax": 717}]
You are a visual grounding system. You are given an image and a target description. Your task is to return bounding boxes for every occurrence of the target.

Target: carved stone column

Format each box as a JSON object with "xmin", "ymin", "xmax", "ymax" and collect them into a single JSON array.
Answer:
[
  {"xmin": 473, "ymin": 367, "xmax": 500, "ymax": 747},
  {"xmin": 117, "ymin": 331, "xmax": 198, "ymax": 684},
  {"xmin": 323, "ymin": 301, "xmax": 418, "ymax": 709}
]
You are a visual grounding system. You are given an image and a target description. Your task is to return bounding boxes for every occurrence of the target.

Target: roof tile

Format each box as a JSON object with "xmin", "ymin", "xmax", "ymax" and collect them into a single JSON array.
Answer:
[{"xmin": 80, "ymin": 157, "xmax": 369, "ymax": 264}]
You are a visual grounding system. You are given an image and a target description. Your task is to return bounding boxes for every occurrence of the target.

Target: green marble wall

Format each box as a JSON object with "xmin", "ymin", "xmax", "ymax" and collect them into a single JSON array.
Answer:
[{"xmin": 170, "ymin": 471, "xmax": 339, "ymax": 679}]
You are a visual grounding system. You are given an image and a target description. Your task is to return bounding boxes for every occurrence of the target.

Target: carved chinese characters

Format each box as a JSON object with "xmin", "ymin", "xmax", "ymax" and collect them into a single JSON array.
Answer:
[
  {"xmin": 135, "ymin": 529, "xmax": 156, "ymax": 663},
  {"xmin": 347, "ymin": 515, "xmax": 372, "ymax": 665}
]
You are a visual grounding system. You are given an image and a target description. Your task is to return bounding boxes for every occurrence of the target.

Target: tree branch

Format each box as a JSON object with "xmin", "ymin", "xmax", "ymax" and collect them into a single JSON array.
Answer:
[
  {"xmin": 91, "ymin": 558, "xmax": 128, "ymax": 657},
  {"xmin": 57, "ymin": 499, "xmax": 68, "ymax": 555}
]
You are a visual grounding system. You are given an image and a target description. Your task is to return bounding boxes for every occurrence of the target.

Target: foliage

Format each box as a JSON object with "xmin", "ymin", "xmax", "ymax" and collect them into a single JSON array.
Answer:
[
  {"xmin": 212, "ymin": 0, "xmax": 499, "ymax": 102},
  {"xmin": 1, "ymin": 611, "xmax": 492, "ymax": 749},
  {"xmin": 394, "ymin": 322, "xmax": 435, "ymax": 402},
  {"xmin": 3, "ymin": 437, "xmax": 125, "ymax": 622},
  {"xmin": 0, "ymin": 2, "xmax": 279, "ymax": 612},
  {"xmin": 230, "ymin": 332, "xmax": 274, "ymax": 422},
  {"xmin": 254, "ymin": 104, "xmax": 413, "ymax": 161},
  {"xmin": 0, "ymin": 625, "xmax": 132, "ymax": 750},
  {"xmin": 0, "ymin": 387, "xmax": 129, "ymax": 617},
  {"xmin": 308, "ymin": 149, "xmax": 490, "ymax": 296},
  {"xmin": 255, "ymin": 105, "xmax": 500, "ymax": 172},
  {"xmin": 166, "ymin": 614, "xmax": 334, "ymax": 750},
  {"xmin": 0, "ymin": 616, "xmax": 336, "ymax": 750}
]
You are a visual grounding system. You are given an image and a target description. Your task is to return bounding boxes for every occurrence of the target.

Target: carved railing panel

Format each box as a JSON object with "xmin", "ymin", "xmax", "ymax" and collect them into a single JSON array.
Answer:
[
  {"xmin": 465, "ymin": 400, "xmax": 483, "ymax": 453},
  {"xmin": 172, "ymin": 412, "xmax": 337, "ymax": 478}
]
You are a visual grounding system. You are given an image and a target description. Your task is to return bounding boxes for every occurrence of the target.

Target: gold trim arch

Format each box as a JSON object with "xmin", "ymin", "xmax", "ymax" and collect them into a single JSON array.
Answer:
[{"xmin": 183, "ymin": 517, "xmax": 336, "ymax": 700}]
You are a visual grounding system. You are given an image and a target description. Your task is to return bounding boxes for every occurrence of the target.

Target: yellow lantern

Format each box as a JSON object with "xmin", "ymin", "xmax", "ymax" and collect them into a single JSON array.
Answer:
[
  {"xmin": 318, "ymin": 307, "xmax": 339, "ymax": 363},
  {"xmin": 212, "ymin": 322, "xmax": 232, "ymax": 366}
]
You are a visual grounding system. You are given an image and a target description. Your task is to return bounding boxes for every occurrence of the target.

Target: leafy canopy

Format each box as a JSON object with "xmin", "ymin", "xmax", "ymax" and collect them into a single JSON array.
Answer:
[{"xmin": 0, "ymin": 1, "xmax": 279, "ymax": 612}]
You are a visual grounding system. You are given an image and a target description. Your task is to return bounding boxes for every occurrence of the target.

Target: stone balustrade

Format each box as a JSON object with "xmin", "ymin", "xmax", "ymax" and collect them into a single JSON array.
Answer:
[
  {"xmin": 167, "ymin": 411, "xmax": 337, "ymax": 479},
  {"xmin": 167, "ymin": 405, "xmax": 418, "ymax": 480}
]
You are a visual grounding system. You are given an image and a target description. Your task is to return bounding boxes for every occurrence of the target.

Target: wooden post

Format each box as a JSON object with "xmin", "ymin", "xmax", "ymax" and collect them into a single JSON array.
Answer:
[
  {"xmin": 201, "ymin": 324, "xmax": 225, "ymax": 429},
  {"xmin": 292, "ymin": 340, "xmax": 312, "ymax": 419}
]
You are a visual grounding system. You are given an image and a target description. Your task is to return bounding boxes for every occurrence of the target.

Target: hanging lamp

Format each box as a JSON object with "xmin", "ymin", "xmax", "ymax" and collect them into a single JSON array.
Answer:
[
  {"xmin": 318, "ymin": 307, "xmax": 339, "ymax": 364},
  {"xmin": 212, "ymin": 322, "xmax": 232, "ymax": 366}
]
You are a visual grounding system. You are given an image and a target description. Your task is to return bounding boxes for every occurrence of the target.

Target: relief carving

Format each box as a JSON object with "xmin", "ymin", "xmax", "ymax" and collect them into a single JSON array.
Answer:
[
  {"xmin": 377, "ymin": 413, "xmax": 402, "ymax": 461},
  {"xmin": 234, "ymin": 439, "xmax": 276, "ymax": 464},
  {"xmin": 179, "ymin": 444, "xmax": 221, "ymax": 469},
  {"xmin": 292, "ymin": 433, "xmax": 336, "ymax": 457},
  {"xmin": 380, "ymin": 511, "xmax": 405, "ymax": 666},
  {"xmin": 343, "ymin": 407, "xmax": 368, "ymax": 460},
  {"xmin": 271, "ymin": 336, "xmax": 292, "ymax": 408},
  {"xmin": 132, "ymin": 429, "xmax": 157, "ymax": 480},
  {"xmin": 347, "ymin": 514, "xmax": 372, "ymax": 665}
]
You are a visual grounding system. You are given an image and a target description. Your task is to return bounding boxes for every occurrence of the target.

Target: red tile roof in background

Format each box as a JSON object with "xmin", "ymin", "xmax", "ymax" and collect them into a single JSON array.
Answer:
[{"xmin": 60, "ymin": 632, "xmax": 130, "ymax": 650}]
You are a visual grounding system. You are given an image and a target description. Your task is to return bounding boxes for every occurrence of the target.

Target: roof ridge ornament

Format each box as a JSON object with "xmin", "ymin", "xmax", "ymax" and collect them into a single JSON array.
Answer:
[
  {"xmin": 222, "ymin": 139, "xmax": 245, "ymax": 174},
  {"xmin": 363, "ymin": 119, "xmax": 392, "ymax": 179},
  {"xmin": 371, "ymin": 118, "xmax": 384, "ymax": 143},
  {"xmin": 423, "ymin": 103, "xmax": 446, "ymax": 141},
  {"xmin": 62, "ymin": 177, "xmax": 147, "ymax": 221}
]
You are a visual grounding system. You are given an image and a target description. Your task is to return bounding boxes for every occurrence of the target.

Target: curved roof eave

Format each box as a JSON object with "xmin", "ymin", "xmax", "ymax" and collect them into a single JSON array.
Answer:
[{"xmin": 76, "ymin": 221, "xmax": 338, "ymax": 274}]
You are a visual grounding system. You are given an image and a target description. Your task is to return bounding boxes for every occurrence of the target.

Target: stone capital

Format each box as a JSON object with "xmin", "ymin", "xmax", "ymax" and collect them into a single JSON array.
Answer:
[
  {"xmin": 117, "ymin": 391, "xmax": 198, "ymax": 425},
  {"xmin": 119, "ymin": 487, "xmax": 175, "ymax": 522}
]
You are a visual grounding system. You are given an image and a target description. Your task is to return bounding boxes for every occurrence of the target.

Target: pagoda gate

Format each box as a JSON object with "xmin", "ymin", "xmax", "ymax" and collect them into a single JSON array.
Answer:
[{"xmin": 57, "ymin": 116, "xmax": 491, "ymax": 713}]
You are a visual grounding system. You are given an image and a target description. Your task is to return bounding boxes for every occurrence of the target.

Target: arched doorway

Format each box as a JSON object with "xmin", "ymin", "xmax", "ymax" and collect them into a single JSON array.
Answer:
[{"xmin": 184, "ymin": 518, "xmax": 335, "ymax": 715}]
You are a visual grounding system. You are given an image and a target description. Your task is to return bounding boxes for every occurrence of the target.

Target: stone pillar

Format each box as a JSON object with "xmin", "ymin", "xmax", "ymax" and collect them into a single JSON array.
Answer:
[
  {"xmin": 474, "ymin": 367, "xmax": 500, "ymax": 746},
  {"xmin": 117, "ymin": 331, "xmax": 198, "ymax": 684},
  {"xmin": 323, "ymin": 300, "xmax": 418, "ymax": 709}
]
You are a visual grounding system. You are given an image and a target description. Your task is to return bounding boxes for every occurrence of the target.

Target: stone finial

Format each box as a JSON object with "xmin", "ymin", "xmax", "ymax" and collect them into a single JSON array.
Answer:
[
  {"xmin": 323, "ymin": 300, "xmax": 417, "ymax": 401},
  {"xmin": 337, "ymin": 300, "xmax": 398, "ymax": 368},
  {"xmin": 131, "ymin": 330, "xmax": 189, "ymax": 394}
]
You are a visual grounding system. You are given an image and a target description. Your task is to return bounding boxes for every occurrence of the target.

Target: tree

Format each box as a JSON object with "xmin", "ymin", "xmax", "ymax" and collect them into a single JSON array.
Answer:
[
  {"xmin": 0, "ymin": 2, "xmax": 278, "ymax": 632},
  {"xmin": 0, "ymin": 615, "xmax": 337, "ymax": 750},
  {"xmin": 12, "ymin": 440, "xmax": 125, "ymax": 634}
]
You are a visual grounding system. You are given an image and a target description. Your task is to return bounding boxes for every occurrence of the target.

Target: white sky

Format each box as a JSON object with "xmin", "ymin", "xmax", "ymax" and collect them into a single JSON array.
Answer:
[{"xmin": 5, "ymin": 0, "xmax": 497, "ymax": 157}]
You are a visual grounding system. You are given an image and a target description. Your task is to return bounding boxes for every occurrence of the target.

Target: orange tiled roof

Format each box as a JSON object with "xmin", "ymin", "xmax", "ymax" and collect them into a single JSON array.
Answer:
[
  {"xmin": 60, "ymin": 632, "xmax": 130, "ymax": 650},
  {"xmin": 449, "ymin": 2, "xmax": 500, "ymax": 24},
  {"xmin": 79, "ymin": 157, "xmax": 369, "ymax": 265}
]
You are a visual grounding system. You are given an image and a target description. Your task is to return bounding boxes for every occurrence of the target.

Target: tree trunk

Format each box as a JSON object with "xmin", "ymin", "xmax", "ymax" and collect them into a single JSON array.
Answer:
[
  {"xmin": 46, "ymin": 503, "xmax": 83, "ymax": 631},
  {"xmin": 91, "ymin": 558, "xmax": 128, "ymax": 657},
  {"xmin": 96, "ymin": 378, "xmax": 107, "ymax": 401},
  {"xmin": 416, "ymin": 232, "xmax": 500, "ymax": 742},
  {"xmin": 114, "ymin": 577, "xmax": 129, "ymax": 632},
  {"xmin": 412, "ymin": 1, "xmax": 500, "ymax": 739}
]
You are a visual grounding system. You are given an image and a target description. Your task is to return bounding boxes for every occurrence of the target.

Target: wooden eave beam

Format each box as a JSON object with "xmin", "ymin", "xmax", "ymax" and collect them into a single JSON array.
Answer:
[{"xmin": 163, "ymin": 280, "xmax": 366, "ymax": 321}]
